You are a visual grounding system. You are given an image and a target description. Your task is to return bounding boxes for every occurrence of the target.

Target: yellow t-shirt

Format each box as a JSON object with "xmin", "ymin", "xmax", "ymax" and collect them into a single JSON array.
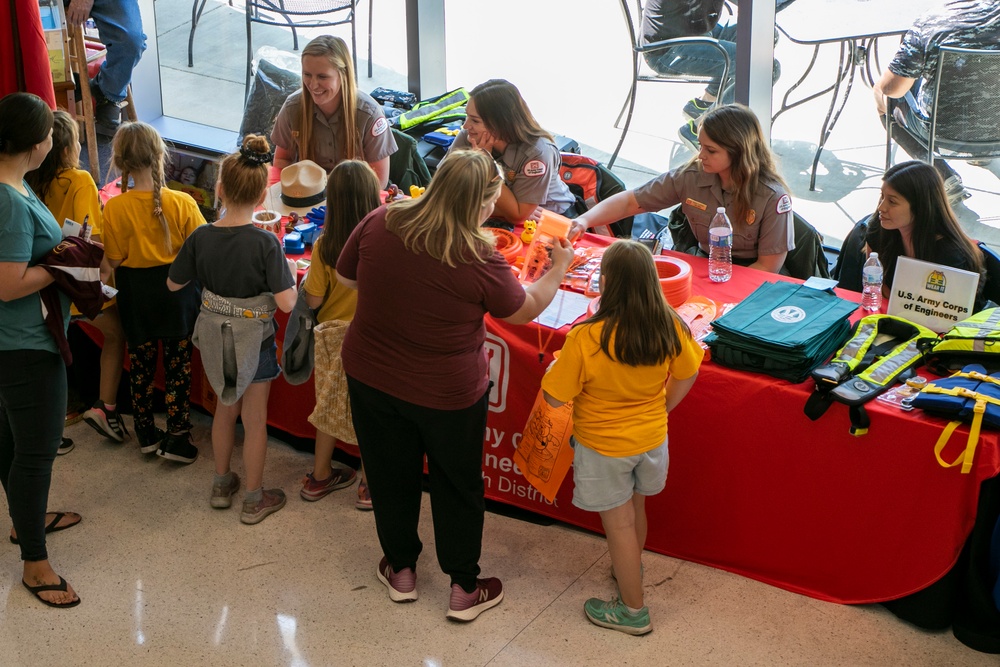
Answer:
[
  {"xmin": 303, "ymin": 234, "xmax": 358, "ymax": 324},
  {"xmin": 102, "ymin": 188, "xmax": 205, "ymax": 267},
  {"xmin": 541, "ymin": 319, "xmax": 704, "ymax": 457},
  {"xmin": 44, "ymin": 168, "xmax": 103, "ymax": 237}
]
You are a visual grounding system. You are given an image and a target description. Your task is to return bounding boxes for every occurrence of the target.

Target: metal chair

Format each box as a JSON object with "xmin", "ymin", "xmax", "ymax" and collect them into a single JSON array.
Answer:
[
  {"xmin": 610, "ymin": 0, "xmax": 730, "ymax": 168},
  {"xmin": 187, "ymin": 0, "xmax": 374, "ymax": 91},
  {"xmin": 886, "ymin": 45, "xmax": 1000, "ymax": 170}
]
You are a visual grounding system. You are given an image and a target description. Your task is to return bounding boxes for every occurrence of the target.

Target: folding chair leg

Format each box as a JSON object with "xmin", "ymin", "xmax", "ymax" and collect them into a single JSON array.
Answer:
[{"xmin": 367, "ymin": 0, "xmax": 373, "ymax": 78}]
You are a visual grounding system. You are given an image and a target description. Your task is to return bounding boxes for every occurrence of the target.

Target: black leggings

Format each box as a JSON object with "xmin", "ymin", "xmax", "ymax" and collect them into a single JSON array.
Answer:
[
  {"xmin": 0, "ymin": 349, "xmax": 66, "ymax": 562},
  {"xmin": 347, "ymin": 376, "xmax": 489, "ymax": 592}
]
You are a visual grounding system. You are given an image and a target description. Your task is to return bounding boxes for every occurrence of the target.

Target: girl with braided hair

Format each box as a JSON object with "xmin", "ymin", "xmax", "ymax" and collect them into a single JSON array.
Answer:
[
  {"xmin": 168, "ymin": 135, "xmax": 297, "ymax": 524},
  {"xmin": 102, "ymin": 121, "xmax": 205, "ymax": 463}
]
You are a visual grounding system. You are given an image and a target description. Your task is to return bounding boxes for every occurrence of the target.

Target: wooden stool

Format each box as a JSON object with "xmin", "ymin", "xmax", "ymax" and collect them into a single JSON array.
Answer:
[{"xmin": 59, "ymin": 23, "xmax": 137, "ymax": 183}]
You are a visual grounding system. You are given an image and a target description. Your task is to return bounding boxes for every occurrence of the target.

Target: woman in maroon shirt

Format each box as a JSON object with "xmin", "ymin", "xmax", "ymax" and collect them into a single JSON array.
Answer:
[{"xmin": 337, "ymin": 149, "xmax": 573, "ymax": 621}]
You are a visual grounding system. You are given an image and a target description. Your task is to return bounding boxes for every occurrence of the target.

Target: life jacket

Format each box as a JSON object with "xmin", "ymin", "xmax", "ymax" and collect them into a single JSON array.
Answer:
[
  {"xmin": 558, "ymin": 154, "xmax": 633, "ymax": 237},
  {"xmin": 804, "ymin": 314, "xmax": 939, "ymax": 435},
  {"xmin": 395, "ymin": 88, "xmax": 469, "ymax": 132},
  {"xmin": 909, "ymin": 364, "xmax": 1000, "ymax": 474},
  {"xmin": 919, "ymin": 307, "xmax": 1000, "ymax": 375}
]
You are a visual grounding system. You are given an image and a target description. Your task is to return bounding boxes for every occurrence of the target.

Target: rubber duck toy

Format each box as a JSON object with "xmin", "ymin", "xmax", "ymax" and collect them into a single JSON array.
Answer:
[
  {"xmin": 409, "ymin": 185, "xmax": 426, "ymax": 198},
  {"xmin": 285, "ymin": 211, "xmax": 300, "ymax": 234},
  {"xmin": 521, "ymin": 220, "xmax": 537, "ymax": 244}
]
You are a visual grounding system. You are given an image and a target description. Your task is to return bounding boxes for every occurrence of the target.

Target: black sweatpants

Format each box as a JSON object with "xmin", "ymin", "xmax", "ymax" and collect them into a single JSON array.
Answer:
[
  {"xmin": 0, "ymin": 349, "xmax": 66, "ymax": 562},
  {"xmin": 347, "ymin": 375, "xmax": 488, "ymax": 593}
]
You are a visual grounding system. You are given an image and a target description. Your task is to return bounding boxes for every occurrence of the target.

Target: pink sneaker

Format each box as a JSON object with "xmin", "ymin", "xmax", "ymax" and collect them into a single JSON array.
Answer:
[
  {"xmin": 356, "ymin": 480, "xmax": 373, "ymax": 511},
  {"xmin": 445, "ymin": 578, "xmax": 504, "ymax": 622},
  {"xmin": 377, "ymin": 557, "xmax": 417, "ymax": 602}
]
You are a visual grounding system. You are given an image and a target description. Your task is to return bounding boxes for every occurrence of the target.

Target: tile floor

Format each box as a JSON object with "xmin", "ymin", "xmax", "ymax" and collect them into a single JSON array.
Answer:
[{"xmin": 0, "ymin": 411, "xmax": 993, "ymax": 666}]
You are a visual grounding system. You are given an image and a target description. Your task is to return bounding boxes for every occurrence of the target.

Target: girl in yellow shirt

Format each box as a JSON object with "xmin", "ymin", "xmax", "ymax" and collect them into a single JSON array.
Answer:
[
  {"xmin": 300, "ymin": 160, "xmax": 382, "ymax": 509},
  {"xmin": 26, "ymin": 110, "xmax": 128, "ymax": 443},
  {"xmin": 101, "ymin": 122, "xmax": 205, "ymax": 463},
  {"xmin": 542, "ymin": 240, "xmax": 703, "ymax": 636}
]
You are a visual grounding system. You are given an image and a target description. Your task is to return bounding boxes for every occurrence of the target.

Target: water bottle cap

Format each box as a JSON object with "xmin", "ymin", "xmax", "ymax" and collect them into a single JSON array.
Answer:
[
  {"xmin": 717, "ymin": 207, "xmax": 726, "ymax": 213},
  {"xmin": 870, "ymin": 252, "xmax": 878, "ymax": 258}
]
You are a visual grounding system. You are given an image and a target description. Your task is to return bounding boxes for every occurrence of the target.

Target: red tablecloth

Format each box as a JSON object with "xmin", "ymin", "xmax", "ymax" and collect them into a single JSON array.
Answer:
[
  {"xmin": 481, "ymin": 252, "xmax": 1000, "ymax": 604},
  {"xmin": 93, "ymin": 175, "xmax": 1000, "ymax": 603}
]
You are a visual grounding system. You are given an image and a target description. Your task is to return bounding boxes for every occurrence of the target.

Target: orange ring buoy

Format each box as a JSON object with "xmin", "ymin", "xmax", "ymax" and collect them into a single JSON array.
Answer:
[
  {"xmin": 653, "ymin": 256, "xmax": 693, "ymax": 307},
  {"xmin": 491, "ymin": 229, "xmax": 523, "ymax": 264}
]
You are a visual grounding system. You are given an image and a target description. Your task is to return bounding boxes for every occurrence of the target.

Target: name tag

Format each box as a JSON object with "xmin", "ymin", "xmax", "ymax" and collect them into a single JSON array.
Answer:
[{"xmin": 685, "ymin": 198, "xmax": 707, "ymax": 211}]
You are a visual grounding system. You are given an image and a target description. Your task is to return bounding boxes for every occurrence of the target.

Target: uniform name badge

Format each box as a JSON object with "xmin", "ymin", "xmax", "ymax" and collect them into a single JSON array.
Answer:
[{"xmin": 685, "ymin": 198, "xmax": 707, "ymax": 211}]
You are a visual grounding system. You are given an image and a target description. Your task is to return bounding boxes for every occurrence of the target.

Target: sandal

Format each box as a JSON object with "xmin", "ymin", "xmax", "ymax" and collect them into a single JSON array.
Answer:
[
  {"xmin": 22, "ymin": 576, "xmax": 81, "ymax": 608},
  {"xmin": 10, "ymin": 511, "xmax": 82, "ymax": 545}
]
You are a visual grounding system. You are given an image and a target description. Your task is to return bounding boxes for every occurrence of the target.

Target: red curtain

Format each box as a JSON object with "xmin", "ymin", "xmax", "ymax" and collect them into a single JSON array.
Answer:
[{"xmin": 1, "ymin": 0, "xmax": 57, "ymax": 107}]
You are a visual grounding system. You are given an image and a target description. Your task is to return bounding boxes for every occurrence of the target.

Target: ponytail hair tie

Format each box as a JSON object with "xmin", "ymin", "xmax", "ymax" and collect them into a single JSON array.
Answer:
[{"xmin": 239, "ymin": 145, "xmax": 273, "ymax": 166}]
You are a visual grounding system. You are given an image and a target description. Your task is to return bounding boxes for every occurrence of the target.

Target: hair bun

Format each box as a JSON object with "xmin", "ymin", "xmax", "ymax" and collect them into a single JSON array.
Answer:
[{"xmin": 239, "ymin": 134, "xmax": 272, "ymax": 166}]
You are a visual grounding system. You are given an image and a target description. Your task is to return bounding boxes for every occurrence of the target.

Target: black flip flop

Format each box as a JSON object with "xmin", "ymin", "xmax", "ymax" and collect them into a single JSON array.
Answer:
[
  {"xmin": 9, "ymin": 511, "xmax": 82, "ymax": 545},
  {"xmin": 22, "ymin": 576, "xmax": 80, "ymax": 608}
]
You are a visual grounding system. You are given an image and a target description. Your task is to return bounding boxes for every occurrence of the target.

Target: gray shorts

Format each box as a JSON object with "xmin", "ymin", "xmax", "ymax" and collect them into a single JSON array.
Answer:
[{"xmin": 571, "ymin": 436, "xmax": 669, "ymax": 513}]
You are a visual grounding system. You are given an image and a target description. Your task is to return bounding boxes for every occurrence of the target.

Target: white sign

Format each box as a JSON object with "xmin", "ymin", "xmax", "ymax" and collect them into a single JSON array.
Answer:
[{"xmin": 887, "ymin": 256, "xmax": 979, "ymax": 333}]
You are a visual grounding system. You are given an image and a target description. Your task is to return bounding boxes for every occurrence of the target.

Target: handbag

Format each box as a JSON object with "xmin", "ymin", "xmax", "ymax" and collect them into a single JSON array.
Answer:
[{"xmin": 307, "ymin": 320, "xmax": 356, "ymax": 444}]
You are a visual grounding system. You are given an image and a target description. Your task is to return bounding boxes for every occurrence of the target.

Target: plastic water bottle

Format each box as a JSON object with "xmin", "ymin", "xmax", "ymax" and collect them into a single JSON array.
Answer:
[
  {"xmin": 861, "ymin": 252, "xmax": 884, "ymax": 312},
  {"xmin": 708, "ymin": 207, "xmax": 733, "ymax": 283}
]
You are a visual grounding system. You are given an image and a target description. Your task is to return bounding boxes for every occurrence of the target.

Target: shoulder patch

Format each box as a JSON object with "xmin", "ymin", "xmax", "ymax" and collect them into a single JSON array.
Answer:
[
  {"xmin": 776, "ymin": 194, "xmax": 793, "ymax": 215},
  {"xmin": 371, "ymin": 117, "xmax": 388, "ymax": 137},
  {"xmin": 523, "ymin": 160, "xmax": 547, "ymax": 177}
]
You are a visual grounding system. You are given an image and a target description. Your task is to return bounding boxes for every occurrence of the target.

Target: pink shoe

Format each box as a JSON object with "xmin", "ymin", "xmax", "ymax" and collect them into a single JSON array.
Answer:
[
  {"xmin": 445, "ymin": 578, "xmax": 504, "ymax": 622},
  {"xmin": 377, "ymin": 557, "xmax": 417, "ymax": 602},
  {"xmin": 356, "ymin": 480, "xmax": 373, "ymax": 511}
]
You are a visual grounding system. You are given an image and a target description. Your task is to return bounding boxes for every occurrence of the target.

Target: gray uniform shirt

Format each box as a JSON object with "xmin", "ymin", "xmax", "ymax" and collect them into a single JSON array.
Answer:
[
  {"xmin": 271, "ymin": 89, "xmax": 398, "ymax": 171},
  {"xmin": 450, "ymin": 132, "xmax": 576, "ymax": 215},
  {"xmin": 634, "ymin": 164, "xmax": 794, "ymax": 259}
]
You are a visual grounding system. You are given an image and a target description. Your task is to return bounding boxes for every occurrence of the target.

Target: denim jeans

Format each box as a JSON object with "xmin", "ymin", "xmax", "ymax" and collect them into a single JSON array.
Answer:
[
  {"xmin": 643, "ymin": 23, "xmax": 780, "ymax": 104},
  {"xmin": 0, "ymin": 350, "xmax": 66, "ymax": 562},
  {"xmin": 644, "ymin": 24, "xmax": 739, "ymax": 100},
  {"xmin": 89, "ymin": 0, "xmax": 147, "ymax": 103}
]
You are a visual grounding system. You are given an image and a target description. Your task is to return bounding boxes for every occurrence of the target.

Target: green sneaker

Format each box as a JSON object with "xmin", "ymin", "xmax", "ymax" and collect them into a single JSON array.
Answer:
[{"xmin": 584, "ymin": 596, "xmax": 651, "ymax": 635}]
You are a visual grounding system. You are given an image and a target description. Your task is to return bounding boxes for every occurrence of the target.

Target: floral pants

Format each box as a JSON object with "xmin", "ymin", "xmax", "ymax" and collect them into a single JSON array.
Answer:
[{"xmin": 128, "ymin": 337, "xmax": 193, "ymax": 435}]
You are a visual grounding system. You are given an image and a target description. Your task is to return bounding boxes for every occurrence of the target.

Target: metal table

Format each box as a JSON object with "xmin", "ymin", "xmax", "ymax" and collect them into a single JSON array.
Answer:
[{"xmin": 773, "ymin": 0, "xmax": 937, "ymax": 190}]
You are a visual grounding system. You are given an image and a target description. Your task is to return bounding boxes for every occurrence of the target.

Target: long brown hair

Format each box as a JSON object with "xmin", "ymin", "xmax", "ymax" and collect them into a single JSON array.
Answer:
[
  {"xmin": 110, "ymin": 121, "xmax": 173, "ymax": 253},
  {"xmin": 579, "ymin": 241, "xmax": 690, "ymax": 366},
  {"xmin": 869, "ymin": 160, "xmax": 984, "ymax": 287},
  {"xmin": 26, "ymin": 109, "xmax": 79, "ymax": 201},
  {"xmin": 469, "ymin": 79, "xmax": 553, "ymax": 145},
  {"xmin": 385, "ymin": 150, "xmax": 502, "ymax": 267},
  {"xmin": 218, "ymin": 134, "xmax": 271, "ymax": 207},
  {"xmin": 694, "ymin": 104, "xmax": 788, "ymax": 226},
  {"xmin": 298, "ymin": 36, "xmax": 360, "ymax": 163},
  {"xmin": 318, "ymin": 159, "xmax": 381, "ymax": 269}
]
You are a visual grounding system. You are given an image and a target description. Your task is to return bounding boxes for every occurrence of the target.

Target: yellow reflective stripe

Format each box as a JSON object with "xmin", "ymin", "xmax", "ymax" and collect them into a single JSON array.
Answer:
[
  {"xmin": 832, "ymin": 320, "xmax": 878, "ymax": 369},
  {"xmin": 856, "ymin": 338, "xmax": 923, "ymax": 386}
]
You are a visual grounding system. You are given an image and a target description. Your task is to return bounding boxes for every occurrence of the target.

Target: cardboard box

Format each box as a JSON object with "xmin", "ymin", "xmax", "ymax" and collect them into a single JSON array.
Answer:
[{"xmin": 39, "ymin": 0, "xmax": 70, "ymax": 84}]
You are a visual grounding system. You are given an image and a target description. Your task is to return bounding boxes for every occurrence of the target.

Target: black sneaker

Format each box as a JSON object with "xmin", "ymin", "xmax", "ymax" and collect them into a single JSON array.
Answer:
[
  {"xmin": 57, "ymin": 437, "xmax": 75, "ymax": 456},
  {"xmin": 90, "ymin": 78, "xmax": 123, "ymax": 136},
  {"xmin": 682, "ymin": 97, "xmax": 712, "ymax": 121},
  {"xmin": 135, "ymin": 425, "xmax": 167, "ymax": 455},
  {"xmin": 157, "ymin": 431, "xmax": 198, "ymax": 464},
  {"xmin": 678, "ymin": 120, "xmax": 700, "ymax": 152}
]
